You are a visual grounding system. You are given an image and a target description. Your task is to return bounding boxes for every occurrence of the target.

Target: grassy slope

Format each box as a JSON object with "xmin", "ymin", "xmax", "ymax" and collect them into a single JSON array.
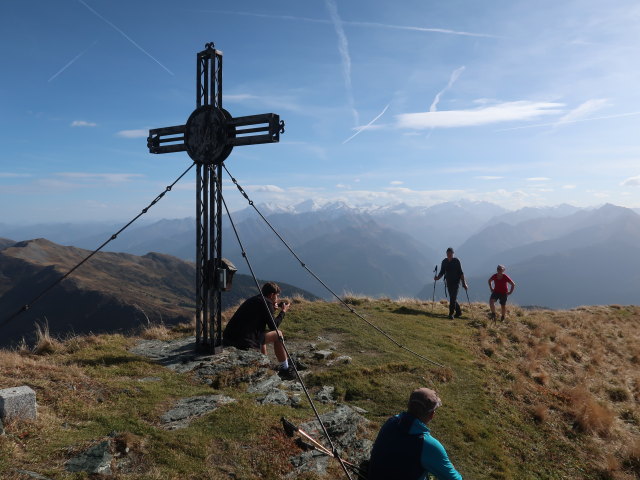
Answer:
[{"xmin": 0, "ymin": 299, "xmax": 639, "ymax": 479}]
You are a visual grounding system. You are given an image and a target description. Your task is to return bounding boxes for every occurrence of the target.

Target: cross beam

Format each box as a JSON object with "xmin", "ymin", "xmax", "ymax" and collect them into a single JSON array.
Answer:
[{"xmin": 147, "ymin": 42, "xmax": 284, "ymax": 352}]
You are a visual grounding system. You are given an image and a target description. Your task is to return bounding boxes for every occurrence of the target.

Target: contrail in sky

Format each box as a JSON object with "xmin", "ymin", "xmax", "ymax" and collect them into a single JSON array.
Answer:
[
  {"xmin": 425, "ymin": 66, "xmax": 465, "ymax": 139},
  {"xmin": 430, "ymin": 66, "xmax": 465, "ymax": 112},
  {"xmin": 202, "ymin": 10, "xmax": 498, "ymax": 38},
  {"xmin": 324, "ymin": 0, "xmax": 359, "ymax": 127},
  {"xmin": 342, "ymin": 104, "xmax": 389, "ymax": 144},
  {"xmin": 48, "ymin": 40, "xmax": 98, "ymax": 82},
  {"xmin": 77, "ymin": 0, "xmax": 173, "ymax": 75}
]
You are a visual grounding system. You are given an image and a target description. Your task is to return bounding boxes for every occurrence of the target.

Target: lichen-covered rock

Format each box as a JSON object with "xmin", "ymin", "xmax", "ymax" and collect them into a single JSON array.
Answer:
[
  {"xmin": 161, "ymin": 394, "xmax": 236, "ymax": 430},
  {"xmin": 65, "ymin": 441, "xmax": 113, "ymax": 475}
]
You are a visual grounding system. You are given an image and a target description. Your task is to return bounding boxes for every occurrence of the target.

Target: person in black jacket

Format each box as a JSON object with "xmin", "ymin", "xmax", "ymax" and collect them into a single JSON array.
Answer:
[
  {"xmin": 223, "ymin": 282, "xmax": 295, "ymax": 379},
  {"xmin": 433, "ymin": 248, "xmax": 468, "ymax": 319}
]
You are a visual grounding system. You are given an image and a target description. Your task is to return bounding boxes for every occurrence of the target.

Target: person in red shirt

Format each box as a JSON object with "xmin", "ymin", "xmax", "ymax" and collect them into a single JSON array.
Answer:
[{"xmin": 488, "ymin": 265, "xmax": 515, "ymax": 321}]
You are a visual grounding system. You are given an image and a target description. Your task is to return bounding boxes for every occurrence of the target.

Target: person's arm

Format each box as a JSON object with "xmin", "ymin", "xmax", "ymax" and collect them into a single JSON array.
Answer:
[
  {"xmin": 273, "ymin": 301, "xmax": 290, "ymax": 328},
  {"xmin": 458, "ymin": 260, "xmax": 468, "ymax": 289},
  {"xmin": 488, "ymin": 276, "xmax": 494, "ymax": 292},
  {"xmin": 507, "ymin": 276, "xmax": 515, "ymax": 295},
  {"xmin": 421, "ymin": 435, "xmax": 463, "ymax": 480}
]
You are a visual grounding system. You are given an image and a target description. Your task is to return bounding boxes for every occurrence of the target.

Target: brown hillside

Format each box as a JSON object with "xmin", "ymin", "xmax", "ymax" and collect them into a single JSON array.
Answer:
[{"xmin": 0, "ymin": 239, "xmax": 195, "ymax": 347}]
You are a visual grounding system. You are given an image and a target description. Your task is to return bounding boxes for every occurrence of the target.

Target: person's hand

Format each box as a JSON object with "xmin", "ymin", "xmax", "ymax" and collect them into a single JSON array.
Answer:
[
  {"xmin": 280, "ymin": 301, "xmax": 290, "ymax": 313},
  {"xmin": 433, "ymin": 276, "xmax": 438, "ymax": 281},
  {"xmin": 463, "ymin": 283, "xmax": 468, "ymax": 290}
]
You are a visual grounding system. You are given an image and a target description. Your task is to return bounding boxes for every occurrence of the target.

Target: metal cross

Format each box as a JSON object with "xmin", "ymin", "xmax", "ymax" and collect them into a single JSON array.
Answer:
[{"xmin": 147, "ymin": 42, "xmax": 285, "ymax": 352}]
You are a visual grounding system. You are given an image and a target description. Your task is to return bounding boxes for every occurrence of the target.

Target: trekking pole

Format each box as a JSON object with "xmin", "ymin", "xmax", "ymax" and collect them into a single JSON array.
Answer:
[
  {"xmin": 464, "ymin": 287, "xmax": 475, "ymax": 321},
  {"xmin": 431, "ymin": 265, "xmax": 437, "ymax": 314},
  {"xmin": 281, "ymin": 418, "xmax": 368, "ymax": 479}
]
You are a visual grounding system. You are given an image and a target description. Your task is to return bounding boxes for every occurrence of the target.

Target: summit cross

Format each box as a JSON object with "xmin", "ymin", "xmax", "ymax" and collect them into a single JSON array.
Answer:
[{"xmin": 147, "ymin": 42, "xmax": 285, "ymax": 352}]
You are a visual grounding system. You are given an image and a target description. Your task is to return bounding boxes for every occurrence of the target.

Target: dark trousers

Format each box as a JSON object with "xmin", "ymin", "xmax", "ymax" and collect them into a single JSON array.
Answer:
[{"xmin": 446, "ymin": 282, "xmax": 462, "ymax": 316}]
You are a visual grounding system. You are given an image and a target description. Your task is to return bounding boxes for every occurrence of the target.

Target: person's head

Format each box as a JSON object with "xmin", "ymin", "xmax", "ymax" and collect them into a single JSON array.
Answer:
[
  {"xmin": 261, "ymin": 282, "xmax": 281, "ymax": 301},
  {"xmin": 497, "ymin": 265, "xmax": 505, "ymax": 274},
  {"xmin": 446, "ymin": 247, "xmax": 454, "ymax": 259},
  {"xmin": 407, "ymin": 387, "xmax": 442, "ymax": 423}
]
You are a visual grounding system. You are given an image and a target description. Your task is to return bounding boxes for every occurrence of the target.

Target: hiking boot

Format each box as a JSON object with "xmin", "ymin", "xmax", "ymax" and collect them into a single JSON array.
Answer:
[
  {"xmin": 278, "ymin": 365, "xmax": 297, "ymax": 381},
  {"xmin": 447, "ymin": 314, "xmax": 454, "ymax": 320},
  {"xmin": 489, "ymin": 312, "xmax": 496, "ymax": 321},
  {"xmin": 289, "ymin": 355, "xmax": 308, "ymax": 371},
  {"xmin": 500, "ymin": 315, "xmax": 505, "ymax": 322},
  {"xmin": 454, "ymin": 312, "xmax": 462, "ymax": 318}
]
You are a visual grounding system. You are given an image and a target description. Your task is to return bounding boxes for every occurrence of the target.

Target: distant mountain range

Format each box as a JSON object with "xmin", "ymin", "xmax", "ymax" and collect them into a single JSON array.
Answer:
[
  {"xmin": 1, "ymin": 200, "xmax": 639, "ymax": 308},
  {"xmin": 0, "ymin": 238, "xmax": 316, "ymax": 348}
]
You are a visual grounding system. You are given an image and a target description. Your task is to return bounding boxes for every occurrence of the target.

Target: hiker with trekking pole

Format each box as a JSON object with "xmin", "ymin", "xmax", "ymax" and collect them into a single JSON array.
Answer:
[{"xmin": 433, "ymin": 248, "xmax": 468, "ymax": 319}]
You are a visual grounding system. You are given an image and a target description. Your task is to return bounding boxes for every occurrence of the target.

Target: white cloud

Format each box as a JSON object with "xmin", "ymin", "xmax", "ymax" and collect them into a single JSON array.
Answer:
[
  {"xmin": 562, "ymin": 184, "xmax": 577, "ymax": 189},
  {"xmin": 71, "ymin": 120, "xmax": 97, "ymax": 127},
  {"xmin": 526, "ymin": 177, "xmax": 551, "ymax": 182},
  {"xmin": 621, "ymin": 175, "xmax": 640, "ymax": 186},
  {"xmin": 0, "ymin": 172, "xmax": 31, "ymax": 178},
  {"xmin": 245, "ymin": 184, "xmax": 285, "ymax": 193},
  {"xmin": 56, "ymin": 172, "xmax": 144, "ymax": 183},
  {"xmin": 116, "ymin": 129, "xmax": 148, "ymax": 138},
  {"xmin": 476, "ymin": 176, "xmax": 503, "ymax": 180},
  {"xmin": 390, "ymin": 180, "xmax": 404, "ymax": 185},
  {"xmin": 555, "ymin": 98, "xmax": 609, "ymax": 126},
  {"xmin": 396, "ymin": 101, "xmax": 563, "ymax": 129}
]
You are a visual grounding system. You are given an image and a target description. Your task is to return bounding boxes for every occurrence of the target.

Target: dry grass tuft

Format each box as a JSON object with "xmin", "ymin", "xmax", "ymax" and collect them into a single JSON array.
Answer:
[
  {"xmin": 566, "ymin": 386, "xmax": 615, "ymax": 436},
  {"xmin": 341, "ymin": 292, "xmax": 373, "ymax": 305},
  {"xmin": 621, "ymin": 439, "xmax": 640, "ymax": 475},
  {"xmin": 532, "ymin": 404, "xmax": 548, "ymax": 424},
  {"xmin": 139, "ymin": 321, "xmax": 173, "ymax": 340},
  {"xmin": 33, "ymin": 321, "xmax": 63, "ymax": 355}
]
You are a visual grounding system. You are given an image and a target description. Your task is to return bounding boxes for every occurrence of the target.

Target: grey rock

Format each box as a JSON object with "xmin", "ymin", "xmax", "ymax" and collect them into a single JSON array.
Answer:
[
  {"xmin": 129, "ymin": 336, "xmax": 209, "ymax": 373},
  {"xmin": 247, "ymin": 374, "xmax": 282, "ymax": 394},
  {"xmin": 287, "ymin": 450, "xmax": 330, "ymax": 478},
  {"xmin": 161, "ymin": 394, "xmax": 235, "ymax": 430},
  {"xmin": 315, "ymin": 386, "xmax": 335, "ymax": 404},
  {"xmin": 327, "ymin": 355, "xmax": 352, "ymax": 366},
  {"xmin": 0, "ymin": 385, "xmax": 37, "ymax": 421},
  {"xmin": 259, "ymin": 388, "xmax": 290, "ymax": 406},
  {"xmin": 313, "ymin": 350, "xmax": 333, "ymax": 360},
  {"xmin": 65, "ymin": 440, "xmax": 112, "ymax": 474},
  {"xmin": 290, "ymin": 395, "xmax": 303, "ymax": 408},
  {"xmin": 286, "ymin": 405, "xmax": 372, "ymax": 476}
]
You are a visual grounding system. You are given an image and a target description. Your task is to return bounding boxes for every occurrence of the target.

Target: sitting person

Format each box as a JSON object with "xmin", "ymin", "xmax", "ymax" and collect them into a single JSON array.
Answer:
[
  {"xmin": 368, "ymin": 387, "xmax": 463, "ymax": 480},
  {"xmin": 223, "ymin": 281, "xmax": 295, "ymax": 380}
]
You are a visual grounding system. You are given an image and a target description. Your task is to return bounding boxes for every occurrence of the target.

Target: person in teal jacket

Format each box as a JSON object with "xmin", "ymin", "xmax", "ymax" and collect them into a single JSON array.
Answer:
[{"xmin": 368, "ymin": 388, "xmax": 463, "ymax": 480}]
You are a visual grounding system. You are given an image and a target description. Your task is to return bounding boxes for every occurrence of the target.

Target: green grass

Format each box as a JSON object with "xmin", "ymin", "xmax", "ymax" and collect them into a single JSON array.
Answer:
[{"xmin": 1, "ymin": 299, "xmax": 639, "ymax": 479}]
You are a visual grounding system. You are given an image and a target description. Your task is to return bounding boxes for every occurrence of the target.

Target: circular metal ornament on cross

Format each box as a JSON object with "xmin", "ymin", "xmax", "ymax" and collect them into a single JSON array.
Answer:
[{"xmin": 184, "ymin": 105, "xmax": 234, "ymax": 165}]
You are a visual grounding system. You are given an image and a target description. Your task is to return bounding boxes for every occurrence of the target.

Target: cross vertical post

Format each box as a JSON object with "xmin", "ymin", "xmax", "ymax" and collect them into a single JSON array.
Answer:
[{"xmin": 147, "ymin": 42, "xmax": 285, "ymax": 352}]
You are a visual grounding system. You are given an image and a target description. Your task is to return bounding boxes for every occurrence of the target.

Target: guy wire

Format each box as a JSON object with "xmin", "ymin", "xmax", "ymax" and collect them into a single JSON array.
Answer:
[
  {"xmin": 0, "ymin": 162, "xmax": 196, "ymax": 330},
  {"xmin": 219, "ymin": 187, "xmax": 355, "ymax": 480},
  {"xmin": 223, "ymin": 165, "xmax": 445, "ymax": 369}
]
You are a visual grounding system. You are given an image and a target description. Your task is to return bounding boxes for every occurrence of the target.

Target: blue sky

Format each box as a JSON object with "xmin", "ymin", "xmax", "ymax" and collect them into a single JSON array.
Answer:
[{"xmin": 2, "ymin": 0, "xmax": 640, "ymax": 223}]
